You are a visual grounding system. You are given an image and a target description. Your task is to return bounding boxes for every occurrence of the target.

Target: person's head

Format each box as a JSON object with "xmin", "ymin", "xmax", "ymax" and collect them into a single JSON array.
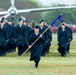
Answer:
[
  {"xmin": 31, "ymin": 21, "xmax": 35, "ymax": 28},
  {"xmin": 40, "ymin": 20, "xmax": 45, "ymax": 24},
  {"xmin": 61, "ymin": 24, "xmax": 65, "ymax": 30},
  {"xmin": 8, "ymin": 20, "xmax": 13, "ymax": 25},
  {"xmin": 23, "ymin": 20, "xmax": 28, "ymax": 26},
  {"xmin": 19, "ymin": 18, "xmax": 23, "ymax": 25},
  {"xmin": 40, "ymin": 20, "xmax": 45, "ymax": 27},
  {"xmin": 1, "ymin": 17, "xmax": 7, "ymax": 24},
  {"xmin": 34, "ymin": 26, "xmax": 39, "ymax": 33}
]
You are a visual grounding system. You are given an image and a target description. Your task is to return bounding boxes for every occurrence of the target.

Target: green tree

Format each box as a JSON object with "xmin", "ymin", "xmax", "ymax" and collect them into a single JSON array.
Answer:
[{"xmin": 42, "ymin": 4, "xmax": 76, "ymax": 25}]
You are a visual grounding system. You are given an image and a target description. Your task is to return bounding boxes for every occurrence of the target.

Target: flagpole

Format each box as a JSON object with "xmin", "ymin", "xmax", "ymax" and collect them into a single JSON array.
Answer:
[
  {"xmin": 18, "ymin": 13, "xmax": 63, "ymax": 59},
  {"xmin": 60, "ymin": 12, "xmax": 63, "ymax": 15}
]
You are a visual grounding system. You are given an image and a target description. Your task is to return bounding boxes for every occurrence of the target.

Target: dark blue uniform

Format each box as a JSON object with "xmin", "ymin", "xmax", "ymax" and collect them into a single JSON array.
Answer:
[
  {"xmin": 16, "ymin": 24, "xmax": 28, "ymax": 56},
  {"xmin": 29, "ymin": 32, "xmax": 45, "ymax": 68},
  {"xmin": 8, "ymin": 25, "xmax": 16, "ymax": 52},
  {"xmin": 4, "ymin": 23, "xmax": 11, "ymax": 53},
  {"xmin": 65, "ymin": 26, "xmax": 73, "ymax": 53},
  {"xmin": 24, "ymin": 25, "xmax": 32, "ymax": 41},
  {"xmin": 0, "ymin": 24, "xmax": 9, "ymax": 56},
  {"xmin": 4, "ymin": 23, "xmax": 11, "ymax": 38},
  {"xmin": 0, "ymin": 26, "xmax": 6, "ymax": 56},
  {"xmin": 39, "ymin": 26, "xmax": 47, "ymax": 56},
  {"xmin": 57, "ymin": 26, "xmax": 62, "ymax": 53},
  {"xmin": 39, "ymin": 25, "xmax": 52, "ymax": 56},
  {"xmin": 58, "ymin": 29, "xmax": 68, "ymax": 57},
  {"xmin": 57, "ymin": 25, "xmax": 73, "ymax": 53},
  {"xmin": 45, "ymin": 27, "xmax": 52, "ymax": 53}
]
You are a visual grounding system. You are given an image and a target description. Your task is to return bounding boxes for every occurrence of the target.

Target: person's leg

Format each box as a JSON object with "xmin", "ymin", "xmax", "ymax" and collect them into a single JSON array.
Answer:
[
  {"xmin": 67, "ymin": 43, "xmax": 70, "ymax": 53},
  {"xmin": 34, "ymin": 51, "xmax": 41, "ymax": 68},
  {"xmin": 18, "ymin": 46, "xmax": 22, "ymax": 56},
  {"xmin": 61, "ymin": 47, "xmax": 64, "ymax": 57},
  {"xmin": 61, "ymin": 47, "xmax": 66, "ymax": 57},
  {"xmin": 0, "ymin": 46, "xmax": 3, "ymax": 56},
  {"xmin": 34, "ymin": 60, "xmax": 39, "ymax": 68},
  {"xmin": 47, "ymin": 41, "xmax": 51, "ymax": 53},
  {"xmin": 58, "ymin": 43, "xmax": 61, "ymax": 53},
  {"xmin": 42, "ymin": 42, "xmax": 47, "ymax": 56}
]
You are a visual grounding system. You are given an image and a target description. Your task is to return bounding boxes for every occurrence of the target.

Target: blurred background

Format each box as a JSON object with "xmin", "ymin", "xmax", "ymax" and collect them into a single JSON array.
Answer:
[
  {"xmin": 0, "ymin": 0, "xmax": 76, "ymax": 33},
  {"xmin": 0, "ymin": 0, "xmax": 76, "ymax": 24}
]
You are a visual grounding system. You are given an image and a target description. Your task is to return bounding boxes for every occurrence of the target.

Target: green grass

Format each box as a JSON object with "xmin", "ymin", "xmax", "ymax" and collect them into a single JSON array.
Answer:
[
  {"xmin": 0, "ymin": 55, "xmax": 76, "ymax": 75},
  {"xmin": 0, "ymin": 33, "xmax": 76, "ymax": 75}
]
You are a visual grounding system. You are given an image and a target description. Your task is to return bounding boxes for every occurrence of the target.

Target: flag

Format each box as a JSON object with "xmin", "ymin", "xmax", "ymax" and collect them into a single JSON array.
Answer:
[{"xmin": 51, "ymin": 14, "xmax": 63, "ymax": 27}]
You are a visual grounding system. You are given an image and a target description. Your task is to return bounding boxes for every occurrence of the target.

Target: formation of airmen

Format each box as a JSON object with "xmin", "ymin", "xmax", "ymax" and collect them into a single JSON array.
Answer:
[
  {"xmin": 0, "ymin": 17, "xmax": 52, "ymax": 68},
  {"xmin": 0, "ymin": 17, "xmax": 73, "ymax": 68}
]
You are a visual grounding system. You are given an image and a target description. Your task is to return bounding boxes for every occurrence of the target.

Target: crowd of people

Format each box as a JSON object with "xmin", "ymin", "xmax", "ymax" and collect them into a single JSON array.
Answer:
[
  {"xmin": 0, "ymin": 17, "xmax": 52, "ymax": 68},
  {"xmin": 0, "ymin": 17, "xmax": 73, "ymax": 68}
]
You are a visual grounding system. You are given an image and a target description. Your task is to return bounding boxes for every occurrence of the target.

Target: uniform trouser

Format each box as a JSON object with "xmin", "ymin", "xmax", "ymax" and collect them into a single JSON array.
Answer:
[
  {"xmin": 67, "ymin": 43, "xmax": 70, "ymax": 52},
  {"xmin": 0, "ymin": 46, "xmax": 3, "ymax": 56},
  {"xmin": 58, "ymin": 46, "xmax": 62, "ymax": 53},
  {"xmin": 42, "ymin": 42, "xmax": 46, "ymax": 55},
  {"xmin": 61, "ymin": 45, "xmax": 67, "ymax": 56},
  {"xmin": 18, "ymin": 45, "xmax": 24, "ymax": 56},
  {"xmin": 23, "ymin": 45, "xmax": 28, "ymax": 52},
  {"xmin": 42, "ymin": 41, "xmax": 51, "ymax": 56},
  {"xmin": 61, "ymin": 47, "xmax": 65, "ymax": 56},
  {"xmin": 30, "ymin": 45, "xmax": 42, "ymax": 62},
  {"xmin": 31, "ymin": 51, "xmax": 41, "ymax": 68},
  {"xmin": 9, "ymin": 40, "xmax": 16, "ymax": 52},
  {"xmin": 4, "ymin": 42, "xmax": 10, "ymax": 53},
  {"xmin": 7, "ymin": 43, "xmax": 16, "ymax": 52},
  {"xmin": 45, "ymin": 41, "xmax": 51, "ymax": 52},
  {"xmin": 0, "ymin": 45, "xmax": 5, "ymax": 56},
  {"xmin": 57, "ymin": 43, "xmax": 61, "ymax": 53},
  {"xmin": 34, "ymin": 51, "xmax": 41, "ymax": 68}
]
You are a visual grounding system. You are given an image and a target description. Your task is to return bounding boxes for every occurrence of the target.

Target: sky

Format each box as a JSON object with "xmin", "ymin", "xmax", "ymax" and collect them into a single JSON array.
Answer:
[{"xmin": 37, "ymin": 0, "xmax": 76, "ymax": 6}]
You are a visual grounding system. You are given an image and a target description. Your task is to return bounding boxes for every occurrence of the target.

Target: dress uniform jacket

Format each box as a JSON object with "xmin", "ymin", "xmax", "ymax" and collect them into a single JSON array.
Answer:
[{"xmin": 29, "ymin": 33, "xmax": 45, "ymax": 62}]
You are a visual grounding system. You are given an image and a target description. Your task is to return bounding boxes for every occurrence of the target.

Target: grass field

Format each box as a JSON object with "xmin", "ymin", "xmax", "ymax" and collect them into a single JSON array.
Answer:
[{"xmin": 0, "ymin": 33, "xmax": 76, "ymax": 75}]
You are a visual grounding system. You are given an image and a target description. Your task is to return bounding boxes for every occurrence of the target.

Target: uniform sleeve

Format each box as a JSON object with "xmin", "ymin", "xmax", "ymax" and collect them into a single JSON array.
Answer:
[
  {"xmin": 5, "ymin": 25, "xmax": 11, "ymax": 40},
  {"xmin": 58, "ymin": 30, "xmax": 61, "ymax": 42},
  {"xmin": 40, "ymin": 35, "xmax": 46, "ymax": 42},
  {"xmin": 23, "ymin": 26, "xmax": 28, "ymax": 42},
  {"xmin": 69, "ymin": 28, "xmax": 73, "ymax": 41},
  {"xmin": 48, "ymin": 29, "xmax": 52, "ymax": 41},
  {"xmin": 12, "ymin": 26, "xmax": 17, "ymax": 39},
  {"xmin": 28, "ymin": 34, "xmax": 33, "ymax": 45}
]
